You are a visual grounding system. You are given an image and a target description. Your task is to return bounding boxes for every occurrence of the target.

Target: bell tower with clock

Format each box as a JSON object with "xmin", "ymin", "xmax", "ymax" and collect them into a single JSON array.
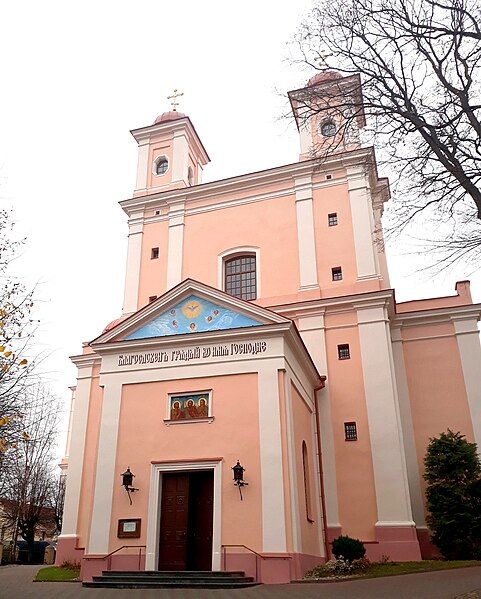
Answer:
[{"xmin": 288, "ymin": 71, "xmax": 366, "ymax": 160}]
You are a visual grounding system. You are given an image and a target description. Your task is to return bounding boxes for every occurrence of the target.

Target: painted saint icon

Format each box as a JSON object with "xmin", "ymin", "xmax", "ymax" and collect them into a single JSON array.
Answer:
[{"xmin": 169, "ymin": 393, "xmax": 210, "ymax": 421}]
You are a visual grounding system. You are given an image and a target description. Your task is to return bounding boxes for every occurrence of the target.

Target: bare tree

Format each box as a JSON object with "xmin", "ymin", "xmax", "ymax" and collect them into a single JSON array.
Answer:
[
  {"xmin": 292, "ymin": 0, "xmax": 481, "ymax": 268},
  {"xmin": 2, "ymin": 386, "xmax": 59, "ymax": 563},
  {"xmin": 0, "ymin": 209, "xmax": 41, "ymax": 476}
]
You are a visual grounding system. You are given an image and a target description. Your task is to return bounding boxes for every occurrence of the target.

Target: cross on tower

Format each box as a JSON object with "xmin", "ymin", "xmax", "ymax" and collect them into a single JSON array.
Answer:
[
  {"xmin": 318, "ymin": 50, "xmax": 333, "ymax": 70},
  {"xmin": 167, "ymin": 89, "xmax": 184, "ymax": 111}
]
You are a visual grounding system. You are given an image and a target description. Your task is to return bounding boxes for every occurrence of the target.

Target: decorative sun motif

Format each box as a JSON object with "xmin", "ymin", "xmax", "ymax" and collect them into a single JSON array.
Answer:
[{"xmin": 181, "ymin": 300, "xmax": 203, "ymax": 319}]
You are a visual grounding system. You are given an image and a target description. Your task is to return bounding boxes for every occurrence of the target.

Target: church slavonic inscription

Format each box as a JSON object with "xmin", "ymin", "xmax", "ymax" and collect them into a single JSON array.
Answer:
[{"xmin": 117, "ymin": 340, "xmax": 267, "ymax": 367}]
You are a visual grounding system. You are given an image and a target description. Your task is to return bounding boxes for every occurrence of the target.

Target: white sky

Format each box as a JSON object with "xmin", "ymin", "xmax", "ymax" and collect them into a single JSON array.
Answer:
[{"xmin": 1, "ymin": 1, "xmax": 479, "ymax": 452}]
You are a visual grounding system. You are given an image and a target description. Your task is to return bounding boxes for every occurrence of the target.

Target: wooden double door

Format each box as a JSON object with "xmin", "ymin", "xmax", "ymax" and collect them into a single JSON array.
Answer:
[{"xmin": 158, "ymin": 471, "xmax": 214, "ymax": 571}]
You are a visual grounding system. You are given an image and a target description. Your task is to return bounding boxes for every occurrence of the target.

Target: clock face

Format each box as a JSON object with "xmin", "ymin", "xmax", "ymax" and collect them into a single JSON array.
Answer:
[
  {"xmin": 320, "ymin": 120, "xmax": 337, "ymax": 137},
  {"xmin": 181, "ymin": 299, "xmax": 203, "ymax": 319}
]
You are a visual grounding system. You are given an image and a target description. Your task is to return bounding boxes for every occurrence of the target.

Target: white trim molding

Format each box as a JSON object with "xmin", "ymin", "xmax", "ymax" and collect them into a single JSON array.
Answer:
[
  {"xmin": 145, "ymin": 459, "xmax": 223, "ymax": 571},
  {"xmin": 217, "ymin": 246, "xmax": 261, "ymax": 298}
]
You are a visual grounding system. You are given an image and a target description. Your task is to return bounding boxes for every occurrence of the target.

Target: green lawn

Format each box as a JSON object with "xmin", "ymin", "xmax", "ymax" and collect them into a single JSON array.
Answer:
[
  {"xmin": 305, "ymin": 560, "xmax": 481, "ymax": 581},
  {"xmin": 35, "ymin": 566, "xmax": 80, "ymax": 582}
]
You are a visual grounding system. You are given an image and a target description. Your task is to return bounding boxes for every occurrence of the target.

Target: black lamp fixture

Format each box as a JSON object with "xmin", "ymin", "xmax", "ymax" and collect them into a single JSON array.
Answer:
[
  {"xmin": 121, "ymin": 467, "xmax": 139, "ymax": 505},
  {"xmin": 232, "ymin": 460, "xmax": 248, "ymax": 500}
]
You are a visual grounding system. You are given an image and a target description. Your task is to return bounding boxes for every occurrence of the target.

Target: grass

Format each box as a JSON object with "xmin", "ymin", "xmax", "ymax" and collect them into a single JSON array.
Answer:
[
  {"xmin": 35, "ymin": 566, "xmax": 80, "ymax": 582},
  {"xmin": 305, "ymin": 560, "xmax": 481, "ymax": 581}
]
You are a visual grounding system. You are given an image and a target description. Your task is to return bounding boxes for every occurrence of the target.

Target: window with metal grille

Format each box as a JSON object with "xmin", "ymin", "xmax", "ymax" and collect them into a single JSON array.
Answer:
[
  {"xmin": 328, "ymin": 213, "xmax": 338, "ymax": 226},
  {"xmin": 344, "ymin": 422, "xmax": 357, "ymax": 441},
  {"xmin": 151, "ymin": 247, "xmax": 159, "ymax": 260},
  {"xmin": 338, "ymin": 344, "xmax": 350, "ymax": 360},
  {"xmin": 224, "ymin": 255, "xmax": 257, "ymax": 300},
  {"xmin": 332, "ymin": 266, "xmax": 343, "ymax": 281}
]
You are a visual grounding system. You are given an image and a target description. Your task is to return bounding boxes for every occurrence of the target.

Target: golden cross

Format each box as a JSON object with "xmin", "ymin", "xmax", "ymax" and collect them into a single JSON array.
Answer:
[{"xmin": 167, "ymin": 89, "xmax": 184, "ymax": 111}]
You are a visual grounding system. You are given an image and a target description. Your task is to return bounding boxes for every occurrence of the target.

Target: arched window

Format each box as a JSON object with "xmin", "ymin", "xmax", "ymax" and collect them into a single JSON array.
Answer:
[
  {"xmin": 155, "ymin": 156, "xmax": 169, "ymax": 175},
  {"xmin": 302, "ymin": 441, "xmax": 314, "ymax": 523},
  {"xmin": 224, "ymin": 254, "xmax": 256, "ymax": 300}
]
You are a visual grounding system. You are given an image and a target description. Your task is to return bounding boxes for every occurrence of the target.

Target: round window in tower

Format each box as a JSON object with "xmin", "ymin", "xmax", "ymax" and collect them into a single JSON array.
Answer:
[
  {"xmin": 155, "ymin": 156, "xmax": 169, "ymax": 176},
  {"xmin": 320, "ymin": 119, "xmax": 337, "ymax": 138}
]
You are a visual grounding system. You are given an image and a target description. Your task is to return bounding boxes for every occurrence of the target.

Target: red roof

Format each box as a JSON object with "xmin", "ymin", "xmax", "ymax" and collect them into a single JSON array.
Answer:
[
  {"xmin": 307, "ymin": 71, "xmax": 343, "ymax": 87},
  {"xmin": 154, "ymin": 110, "xmax": 186, "ymax": 124}
]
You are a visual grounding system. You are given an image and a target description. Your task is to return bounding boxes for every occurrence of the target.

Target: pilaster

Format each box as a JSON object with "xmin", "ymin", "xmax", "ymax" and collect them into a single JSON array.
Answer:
[
  {"xmin": 391, "ymin": 326, "xmax": 425, "ymax": 527},
  {"xmin": 453, "ymin": 315, "xmax": 481, "ymax": 451},
  {"xmin": 294, "ymin": 175, "xmax": 319, "ymax": 291},
  {"xmin": 60, "ymin": 359, "xmax": 95, "ymax": 538},
  {"xmin": 356, "ymin": 303, "xmax": 414, "ymax": 525},
  {"xmin": 122, "ymin": 210, "xmax": 144, "ymax": 315},
  {"xmin": 347, "ymin": 165, "xmax": 380, "ymax": 281},
  {"xmin": 88, "ymin": 378, "xmax": 123, "ymax": 555},
  {"xmin": 297, "ymin": 314, "xmax": 341, "ymax": 533},
  {"xmin": 166, "ymin": 201, "xmax": 185, "ymax": 290},
  {"xmin": 258, "ymin": 365, "xmax": 287, "ymax": 552}
]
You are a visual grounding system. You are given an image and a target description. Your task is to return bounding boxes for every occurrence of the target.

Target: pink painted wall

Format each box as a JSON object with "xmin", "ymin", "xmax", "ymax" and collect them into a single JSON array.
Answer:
[
  {"xmin": 182, "ymin": 193, "xmax": 300, "ymax": 299},
  {"xmin": 312, "ymin": 179, "xmax": 361, "ymax": 297},
  {"xmin": 137, "ymin": 219, "xmax": 169, "ymax": 307},
  {"xmin": 109, "ymin": 373, "xmax": 263, "ymax": 553},
  {"xmin": 290, "ymin": 383, "xmax": 321, "ymax": 557},
  {"xmin": 324, "ymin": 311, "xmax": 378, "ymax": 541},
  {"xmin": 397, "ymin": 281, "xmax": 472, "ymax": 313},
  {"xmin": 402, "ymin": 322, "xmax": 474, "ymax": 507}
]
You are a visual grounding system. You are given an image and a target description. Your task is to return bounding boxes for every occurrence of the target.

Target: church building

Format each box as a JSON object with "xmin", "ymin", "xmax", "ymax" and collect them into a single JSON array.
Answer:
[{"xmin": 57, "ymin": 73, "xmax": 481, "ymax": 584}]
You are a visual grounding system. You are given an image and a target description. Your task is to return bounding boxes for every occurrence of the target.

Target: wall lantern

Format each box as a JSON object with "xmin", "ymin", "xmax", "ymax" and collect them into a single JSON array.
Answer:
[
  {"xmin": 121, "ymin": 467, "xmax": 139, "ymax": 505},
  {"xmin": 232, "ymin": 460, "xmax": 248, "ymax": 500}
]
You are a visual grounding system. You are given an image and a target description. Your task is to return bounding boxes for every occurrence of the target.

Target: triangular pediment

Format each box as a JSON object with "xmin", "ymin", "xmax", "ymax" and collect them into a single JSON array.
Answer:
[
  {"xmin": 126, "ymin": 294, "xmax": 263, "ymax": 340},
  {"xmin": 92, "ymin": 279, "xmax": 290, "ymax": 345}
]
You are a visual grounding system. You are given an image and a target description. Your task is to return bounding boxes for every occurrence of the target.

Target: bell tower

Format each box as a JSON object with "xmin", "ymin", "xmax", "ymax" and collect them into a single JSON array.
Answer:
[
  {"xmin": 130, "ymin": 94, "xmax": 210, "ymax": 196},
  {"xmin": 288, "ymin": 71, "xmax": 366, "ymax": 160}
]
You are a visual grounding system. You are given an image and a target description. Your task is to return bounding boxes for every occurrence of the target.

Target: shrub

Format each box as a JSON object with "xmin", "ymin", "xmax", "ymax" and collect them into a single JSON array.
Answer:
[
  {"xmin": 331, "ymin": 535, "xmax": 366, "ymax": 562},
  {"xmin": 424, "ymin": 430, "xmax": 481, "ymax": 559}
]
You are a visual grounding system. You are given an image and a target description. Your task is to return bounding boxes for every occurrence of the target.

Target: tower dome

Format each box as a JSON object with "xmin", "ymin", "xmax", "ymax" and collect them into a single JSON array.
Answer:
[
  {"xmin": 154, "ymin": 110, "xmax": 186, "ymax": 125},
  {"xmin": 307, "ymin": 71, "xmax": 343, "ymax": 87}
]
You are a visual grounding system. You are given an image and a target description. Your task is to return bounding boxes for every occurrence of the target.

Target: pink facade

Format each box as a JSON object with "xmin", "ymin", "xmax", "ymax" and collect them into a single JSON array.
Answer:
[{"xmin": 57, "ymin": 73, "xmax": 481, "ymax": 583}]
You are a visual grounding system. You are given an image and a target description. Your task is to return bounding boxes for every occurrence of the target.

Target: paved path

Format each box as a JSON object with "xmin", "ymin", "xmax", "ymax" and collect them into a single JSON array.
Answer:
[{"xmin": 1, "ymin": 564, "xmax": 481, "ymax": 599}]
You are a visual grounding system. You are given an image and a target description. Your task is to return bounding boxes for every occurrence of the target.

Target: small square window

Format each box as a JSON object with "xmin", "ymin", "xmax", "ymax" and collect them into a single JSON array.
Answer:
[
  {"xmin": 326, "ymin": 174, "xmax": 333, "ymax": 180},
  {"xmin": 338, "ymin": 344, "xmax": 350, "ymax": 360},
  {"xmin": 149, "ymin": 295, "xmax": 157, "ymax": 303},
  {"xmin": 328, "ymin": 213, "xmax": 338, "ymax": 226},
  {"xmin": 151, "ymin": 247, "xmax": 159, "ymax": 260},
  {"xmin": 344, "ymin": 422, "xmax": 357, "ymax": 441},
  {"xmin": 155, "ymin": 210, "xmax": 160, "ymax": 216},
  {"xmin": 332, "ymin": 266, "xmax": 342, "ymax": 281}
]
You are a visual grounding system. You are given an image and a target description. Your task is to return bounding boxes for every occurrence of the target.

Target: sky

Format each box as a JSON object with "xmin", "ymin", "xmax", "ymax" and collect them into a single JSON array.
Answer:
[{"xmin": 1, "ymin": 1, "xmax": 479, "ymax": 453}]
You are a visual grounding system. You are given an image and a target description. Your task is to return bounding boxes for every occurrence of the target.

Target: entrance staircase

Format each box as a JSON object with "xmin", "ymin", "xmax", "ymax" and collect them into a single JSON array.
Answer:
[{"xmin": 82, "ymin": 570, "xmax": 259, "ymax": 589}]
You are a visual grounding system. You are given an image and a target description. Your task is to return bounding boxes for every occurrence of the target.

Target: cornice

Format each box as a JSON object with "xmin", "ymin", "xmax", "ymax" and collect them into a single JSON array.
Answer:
[
  {"xmin": 268, "ymin": 288, "xmax": 395, "ymax": 319},
  {"xmin": 120, "ymin": 147, "xmax": 378, "ymax": 216},
  {"xmin": 70, "ymin": 353, "xmax": 101, "ymax": 368},
  {"xmin": 130, "ymin": 116, "xmax": 210, "ymax": 164},
  {"xmin": 91, "ymin": 322, "xmax": 291, "ymax": 354},
  {"xmin": 392, "ymin": 303, "xmax": 481, "ymax": 327}
]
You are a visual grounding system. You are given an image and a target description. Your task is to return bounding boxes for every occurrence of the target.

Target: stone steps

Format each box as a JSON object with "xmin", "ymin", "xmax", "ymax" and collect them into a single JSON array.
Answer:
[{"xmin": 83, "ymin": 570, "xmax": 259, "ymax": 589}]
